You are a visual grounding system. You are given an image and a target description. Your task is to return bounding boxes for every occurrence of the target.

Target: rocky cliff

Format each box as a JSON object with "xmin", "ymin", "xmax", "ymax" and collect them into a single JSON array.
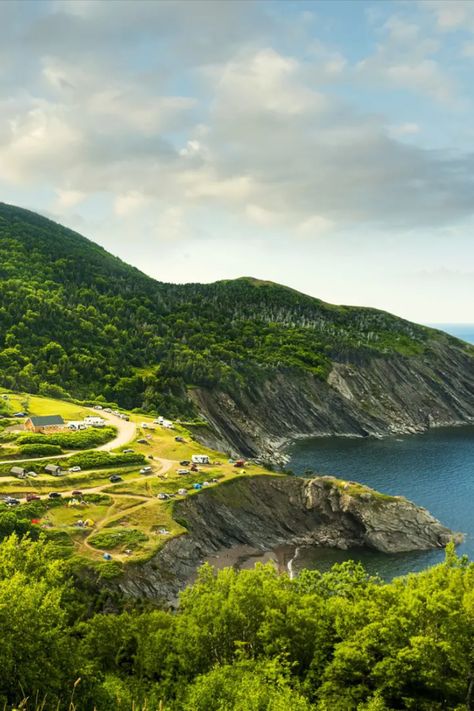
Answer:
[
  {"xmin": 190, "ymin": 339, "xmax": 474, "ymax": 461},
  {"xmin": 112, "ymin": 475, "xmax": 460, "ymax": 603}
]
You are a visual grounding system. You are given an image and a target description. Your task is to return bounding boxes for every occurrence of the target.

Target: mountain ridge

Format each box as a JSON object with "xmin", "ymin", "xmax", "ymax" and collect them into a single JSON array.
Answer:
[{"xmin": 0, "ymin": 201, "xmax": 473, "ymax": 458}]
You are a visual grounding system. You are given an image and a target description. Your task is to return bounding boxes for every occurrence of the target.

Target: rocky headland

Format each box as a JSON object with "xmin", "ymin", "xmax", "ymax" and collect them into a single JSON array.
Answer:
[{"xmin": 111, "ymin": 475, "xmax": 461, "ymax": 604}]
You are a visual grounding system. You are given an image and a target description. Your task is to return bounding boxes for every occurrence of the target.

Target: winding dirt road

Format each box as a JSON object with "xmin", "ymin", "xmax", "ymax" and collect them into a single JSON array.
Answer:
[{"xmin": 0, "ymin": 409, "xmax": 137, "ymax": 465}]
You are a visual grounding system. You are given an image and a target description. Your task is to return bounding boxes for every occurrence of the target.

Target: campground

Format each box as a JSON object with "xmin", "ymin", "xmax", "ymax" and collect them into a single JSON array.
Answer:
[{"xmin": 0, "ymin": 390, "xmax": 272, "ymax": 567}]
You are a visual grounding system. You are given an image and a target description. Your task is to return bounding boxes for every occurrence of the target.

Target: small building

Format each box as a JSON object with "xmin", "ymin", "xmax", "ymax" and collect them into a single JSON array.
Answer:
[
  {"xmin": 25, "ymin": 415, "xmax": 65, "ymax": 433},
  {"xmin": 10, "ymin": 466, "xmax": 26, "ymax": 478},
  {"xmin": 192, "ymin": 454, "xmax": 210, "ymax": 465},
  {"xmin": 45, "ymin": 464, "xmax": 63, "ymax": 476}
]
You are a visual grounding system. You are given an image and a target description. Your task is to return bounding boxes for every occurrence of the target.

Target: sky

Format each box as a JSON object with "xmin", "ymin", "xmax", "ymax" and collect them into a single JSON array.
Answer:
[{"xmin": 0, "ymin": 0, "xmax": 473, "ymax": 324}]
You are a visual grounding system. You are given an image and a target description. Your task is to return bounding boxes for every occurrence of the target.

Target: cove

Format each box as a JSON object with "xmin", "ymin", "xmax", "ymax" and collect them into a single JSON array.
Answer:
[{"xmin": 287, "ymin": 425, "xmax": 474, "ymax": 579}]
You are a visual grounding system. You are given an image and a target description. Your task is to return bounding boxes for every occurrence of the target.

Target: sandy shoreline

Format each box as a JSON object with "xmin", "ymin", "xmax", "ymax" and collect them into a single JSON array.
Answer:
[{"xmin": 203, "ymin": 543, "xmax": 297, "ymax": 575}]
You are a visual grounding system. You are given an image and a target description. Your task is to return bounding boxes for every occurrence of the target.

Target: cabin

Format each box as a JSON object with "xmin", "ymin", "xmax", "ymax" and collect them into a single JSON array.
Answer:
[
  {"xmin": 25, "ymin": 415, "xmax": 65, "ymax": 433},
  {"xmin": 10, "ymin": 466, "xmax": 26, "ymax": 478},
  {"xmin": 45, "ymin": 464, "xmax": 63, "ymax": 476},
  {"xmin": 192, "ymin": 454, "xmax": 210, "ymax": 465}
]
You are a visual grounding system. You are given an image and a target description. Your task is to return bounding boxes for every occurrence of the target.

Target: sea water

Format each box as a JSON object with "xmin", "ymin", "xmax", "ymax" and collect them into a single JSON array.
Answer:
[{"xmin": 286, "ymin": 324, "xmax": 474, "ymax": 579}]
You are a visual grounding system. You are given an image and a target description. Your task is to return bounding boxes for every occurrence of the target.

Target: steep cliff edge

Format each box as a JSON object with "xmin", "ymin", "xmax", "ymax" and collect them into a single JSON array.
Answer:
[
  {"xmin": 190, "ymin": 340, "xmax": 474, "ymax": 460},
  {"xmin": 113, "ymin": 475, "xmax": 460, "ymax": 603}
]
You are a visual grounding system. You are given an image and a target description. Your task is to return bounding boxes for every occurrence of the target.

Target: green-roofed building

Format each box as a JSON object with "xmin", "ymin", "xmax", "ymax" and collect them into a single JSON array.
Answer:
[{"xmin": 25, "ymin": 415, "xmax": 65, "ymax": 433}]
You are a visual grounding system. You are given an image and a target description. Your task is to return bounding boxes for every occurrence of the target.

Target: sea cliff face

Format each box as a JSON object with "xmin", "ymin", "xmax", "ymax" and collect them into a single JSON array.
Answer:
[
  {"xmin": 189, "ymin": 341, "xmax": 474, "ymax": 460},
  {"xmin": 111, "ymin": 475, "xmax": 460, "ymax": 604}
]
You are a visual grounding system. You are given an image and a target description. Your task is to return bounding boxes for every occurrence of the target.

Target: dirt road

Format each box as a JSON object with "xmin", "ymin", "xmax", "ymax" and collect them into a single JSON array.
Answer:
[{"xmin": 0, "ymin": 409, "xmax": 137, "ymax": 465}]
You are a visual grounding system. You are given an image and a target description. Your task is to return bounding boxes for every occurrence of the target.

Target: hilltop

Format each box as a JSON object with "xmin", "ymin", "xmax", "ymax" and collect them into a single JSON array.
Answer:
[{"xmin": 1, "ymin": 201, "xmax": 473, "ymax": 457}]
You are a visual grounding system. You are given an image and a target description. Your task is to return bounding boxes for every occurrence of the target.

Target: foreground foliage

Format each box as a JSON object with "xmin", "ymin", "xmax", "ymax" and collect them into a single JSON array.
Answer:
[{"xmin": 0, "ymin": 534, "xmax": 473, "ymax": 711}]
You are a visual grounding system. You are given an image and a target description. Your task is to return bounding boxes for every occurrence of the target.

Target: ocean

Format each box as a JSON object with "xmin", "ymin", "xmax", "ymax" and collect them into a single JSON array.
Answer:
[{"xmin": 287, "ymin": 324, "xmax": 474, "ymax": 579}]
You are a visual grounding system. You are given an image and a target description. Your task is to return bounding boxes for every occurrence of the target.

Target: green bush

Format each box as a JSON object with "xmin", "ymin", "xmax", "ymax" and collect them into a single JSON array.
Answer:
[
  {"xmin": 18, "ymin": 443, "xmax": 63, "ymax": 457},
  {"xmin": 0, "ymin": 511, "xmax": 40, "ymax": 541},
  {"xmin": 66, "ymin": 451, "xmax": 145, "ymax": 470},
  {"xmin": 16, "ymin": 426, "xmax": 116, "ymax": 450}
]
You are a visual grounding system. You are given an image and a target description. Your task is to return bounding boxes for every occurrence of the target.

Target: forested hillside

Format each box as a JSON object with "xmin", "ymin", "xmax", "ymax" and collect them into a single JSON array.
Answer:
[
  {"xmin": 0, "ymin": 202, "xmax": 465, "ymax": 422},
  {"xmin": 1, "ymin": 533, "xmax": 473, "ymax": 711}
]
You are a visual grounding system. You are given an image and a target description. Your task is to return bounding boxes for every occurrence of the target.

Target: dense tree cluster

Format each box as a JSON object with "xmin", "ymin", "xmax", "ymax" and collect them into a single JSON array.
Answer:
[
  {"xmin": 0, "ymin": 533, "xmax": 473, "ymax": 711},
  {"xmin": 0, "ymin": 203, "xmax": 458, "ymax": 417}
]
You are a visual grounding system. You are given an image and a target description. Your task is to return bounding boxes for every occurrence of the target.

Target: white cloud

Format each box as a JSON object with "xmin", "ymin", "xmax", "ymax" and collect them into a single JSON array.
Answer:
[
  {"xmin": 245, "ymin": 204, "xmax": 277, "ymax": 227},
  {"xmin": 297, "ymin": 214, "xmax": 334, "ymax": 237},
  {"xmin": 355, "ymin": 12, "xmax": 454, "ymax": 104},
  {"xmin": 388, "ymin": 122, "xmax": 421, "ymax": 137},
  {"xmin": 54, "ymin": 188, "xmax": 85, "ymax": 210},
  {"xmin": 0, "ymin": 0, "xmax": 473, "ymax": 259},
  {"xmin": 114, "ymin": 191, "xmax": 148, "ymax": 217},
  {"xmin": 424, "ymin": 1, "xmax": 474, "ymax": 30}
]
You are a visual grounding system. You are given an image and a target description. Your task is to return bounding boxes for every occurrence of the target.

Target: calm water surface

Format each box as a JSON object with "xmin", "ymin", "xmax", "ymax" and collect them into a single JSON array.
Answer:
[{"xmin": 286, "ymin": 324, "xmax": 474, "ymax": 579}]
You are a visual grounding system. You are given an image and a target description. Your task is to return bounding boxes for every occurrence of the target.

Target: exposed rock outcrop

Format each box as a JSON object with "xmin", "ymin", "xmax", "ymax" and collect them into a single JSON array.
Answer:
[
  {"xmin": 189, "ymin": 341, "xmax": 474, "ymax": 461},
  {"xmin": 112, "ymin": 475, "xmax": 461, "ymax": 604}
]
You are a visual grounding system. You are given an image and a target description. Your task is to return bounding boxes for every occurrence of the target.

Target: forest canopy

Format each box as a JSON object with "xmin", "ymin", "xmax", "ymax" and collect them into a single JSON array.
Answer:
[
  {"xmin": 0, "ymin": 532, "xmax": 472, "ymax": 711},
  {"xmin": 0, "ymin": 202, "xmax": 455, "ymax": 417}
]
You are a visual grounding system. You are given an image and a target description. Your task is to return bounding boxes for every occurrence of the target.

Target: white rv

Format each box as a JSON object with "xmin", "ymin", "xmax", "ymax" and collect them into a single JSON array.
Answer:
[
  {"xmin": 84, "ymin": 416, "xmax": 105, "ymax": 427},
  {"xmin": 192, "ymin": 454, "xmax": 210, "ymax": 465}
]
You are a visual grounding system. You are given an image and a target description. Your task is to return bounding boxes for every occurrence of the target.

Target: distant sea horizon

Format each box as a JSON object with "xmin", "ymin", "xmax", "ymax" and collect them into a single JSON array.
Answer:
[{"xmin": 428, "ymin": 323, "xmax": 474, "ymax": 345}]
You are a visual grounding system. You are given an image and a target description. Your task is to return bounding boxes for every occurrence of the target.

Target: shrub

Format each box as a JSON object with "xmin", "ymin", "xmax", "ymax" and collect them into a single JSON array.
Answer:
[
  {"xmin": 66, "ymin": 451, "xmax": 145, "ymax": 470},
  {"xmin": 16, "ymin": 426, "xmax": 116, "ymax": 450},
  {"xmin": 18, "ymin": 443, "xmax": 63, "ymax": 457}
]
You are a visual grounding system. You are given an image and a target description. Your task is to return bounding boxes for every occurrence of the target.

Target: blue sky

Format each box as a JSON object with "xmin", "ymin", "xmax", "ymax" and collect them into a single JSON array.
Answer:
[{"xmin": 0, "ymin": 0, "xmax": 474, "ymax": 323}]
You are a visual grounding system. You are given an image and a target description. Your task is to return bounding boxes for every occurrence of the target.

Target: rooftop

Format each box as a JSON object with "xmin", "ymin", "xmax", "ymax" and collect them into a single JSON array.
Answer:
[{"xmin": 28, "ymin": 415, "xmax": 65, "ymax": 426}]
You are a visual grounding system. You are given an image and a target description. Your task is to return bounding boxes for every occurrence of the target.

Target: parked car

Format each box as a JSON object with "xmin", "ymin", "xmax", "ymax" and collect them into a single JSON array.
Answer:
[
  {"xmin": 27, "ymin": 471, "xmax": 37, "ymax": 478},
  {"xmin": 180, "ymin": 460, "xmax": 190, "ymax": 466},
  {"xmin": 157, "ymin": 493, "xmax": 169, "ymax": 500},
  {"xmin": 140, "ymin": 466, "xmax": 152, "ymax": 475},
  {"xmin": 123, "ymin": 448, "xmax": 134, "ymax": 454},
  {"xmin": 175, "ymin": 436, "xmax": 184, "ymax": 443},
  {"xmin": 177, "ymin": 488, "xmax": 187, "ymax": 496},
  {"xmin": 137, "ymin": 438, "xmax": 148, "ymax": 444},
  {"xmin": 109, "ymin": 474, "xmax": 122, "ymax": 483},
  {"xmin": 177, "ymin": 469, "xmax": 189, "ymax": 475},
  {"xmin": 26, "ymin": 493, "xmax": 40, "ymax": 502},
  {"xmin": 12, "ymin": 411, "xmax": 26, "ymax": 417},
  {"xmin": 48, "ymin": 492, "xmax": 61, "ymax": 499},
  {"xmin": 93, "ymin": 405, "xmax": 103, "ymax": 410},
  {"xmin": 5, "ymin": 496, "xmax": 20, "ymax": 505},
  {"xmin": 71, "ymin": 490, "xmax": 83, "ymax": 497},
  {"xmin": 68, "ymin": 466, "xmax": 81, "ymax": 473}
]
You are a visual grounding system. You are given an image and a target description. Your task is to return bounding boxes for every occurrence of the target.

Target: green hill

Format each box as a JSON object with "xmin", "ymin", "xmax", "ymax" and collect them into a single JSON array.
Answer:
[{"xmin": 0, "ymin": 201, "xmax": 473, "ymax": 454}]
